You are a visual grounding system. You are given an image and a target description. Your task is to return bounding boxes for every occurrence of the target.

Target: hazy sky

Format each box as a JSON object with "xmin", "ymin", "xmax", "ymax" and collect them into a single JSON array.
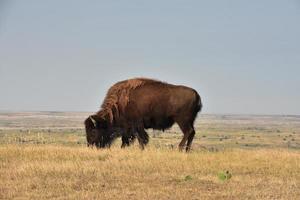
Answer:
[{"xmin": 0, "ymin": 0, "xmax": 299, "ymax": 114}]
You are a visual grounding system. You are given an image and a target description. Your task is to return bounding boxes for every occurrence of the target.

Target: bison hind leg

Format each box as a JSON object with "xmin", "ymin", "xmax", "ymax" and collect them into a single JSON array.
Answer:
[
  {"xmin": 186, "ymin": 128, "xmax": 195, "ymax": 152},
  {"xmin": 177, "ymin": 121, "xmax": 196, "ymax": 152}
]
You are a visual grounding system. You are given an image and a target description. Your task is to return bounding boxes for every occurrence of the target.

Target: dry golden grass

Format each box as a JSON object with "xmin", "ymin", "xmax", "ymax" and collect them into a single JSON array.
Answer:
[
  {"xmin": 0, "ymin": 145, "xmax": 299, "ymax": 200},
  {"xmin": 1, "ymin": 113, "xmax": 299, "ymax": 199}
]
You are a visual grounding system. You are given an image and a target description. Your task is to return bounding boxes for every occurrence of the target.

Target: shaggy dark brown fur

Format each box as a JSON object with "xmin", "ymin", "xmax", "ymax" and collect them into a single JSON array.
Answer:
[
  {"xmin": 98, "ymin": 78, "xmax": 155, "ymax": 123},
  {"xmin": 85, "ymin": 115, "xmax": 137, "ymax": 148},
  {"xmin": 85, "ymin": 78, "xmax": 202, "ymax": 151}
]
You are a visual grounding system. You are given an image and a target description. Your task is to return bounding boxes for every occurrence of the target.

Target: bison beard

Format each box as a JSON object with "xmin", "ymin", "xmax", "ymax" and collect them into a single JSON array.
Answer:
[{"xmin": 84, "ymin": 78, "xmax": 202, "ymax": 151}]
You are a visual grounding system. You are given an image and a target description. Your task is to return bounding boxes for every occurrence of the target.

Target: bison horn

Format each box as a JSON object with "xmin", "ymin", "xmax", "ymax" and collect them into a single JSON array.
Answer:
[{"xmin": 89, "ymin": 116, "xmax": 97, "ymax": 127}]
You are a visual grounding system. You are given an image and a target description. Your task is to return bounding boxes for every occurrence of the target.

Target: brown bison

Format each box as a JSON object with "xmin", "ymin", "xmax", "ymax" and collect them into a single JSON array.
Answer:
[{"xmin": 84, "ymin": 78, "xmax": 202, "ymax": 151}]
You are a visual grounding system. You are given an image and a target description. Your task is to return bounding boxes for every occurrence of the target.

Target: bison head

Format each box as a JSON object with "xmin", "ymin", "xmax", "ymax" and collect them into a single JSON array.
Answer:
[{"xmin": 84, "ymin": 114, "xmax": 108, "ymax": 148}]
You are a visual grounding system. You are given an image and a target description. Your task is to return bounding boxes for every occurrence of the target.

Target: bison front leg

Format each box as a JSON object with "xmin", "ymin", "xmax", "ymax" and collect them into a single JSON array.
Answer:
[
  {"xmin": 121, "ymin": 136, "xmax": 132, "ymax": 148},
  {"xmin": 137, "ymin": 128, "xmax": 149, "ymax": 150},
  {"xmin": 120, "ymin": 128, "xmax": 136, "ymax": 148},
  {"xmin": 121, "ymin": 136, "xmax": 129, "ymax": 148}
]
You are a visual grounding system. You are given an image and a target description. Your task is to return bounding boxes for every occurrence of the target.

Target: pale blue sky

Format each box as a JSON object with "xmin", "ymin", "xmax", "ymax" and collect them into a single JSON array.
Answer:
[{"xmin": 0, "ymin": 0, "xmax": 299, "ymax": 114}]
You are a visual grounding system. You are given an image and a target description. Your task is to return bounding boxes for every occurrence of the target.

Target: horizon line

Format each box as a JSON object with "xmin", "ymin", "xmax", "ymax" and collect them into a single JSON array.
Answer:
[{"xmin": 0, "ymin": 110, "xmax": 299, "ymax": 117}]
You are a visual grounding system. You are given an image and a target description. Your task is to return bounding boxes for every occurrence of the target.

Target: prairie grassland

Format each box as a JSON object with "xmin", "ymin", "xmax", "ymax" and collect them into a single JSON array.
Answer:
[
  {"xmin": 0, "ymin": 145, "xmax": 299, "ymax": 200},
  {"xmin": 0, "ymin": 112, "xmax": 300, "ymax": 199}
]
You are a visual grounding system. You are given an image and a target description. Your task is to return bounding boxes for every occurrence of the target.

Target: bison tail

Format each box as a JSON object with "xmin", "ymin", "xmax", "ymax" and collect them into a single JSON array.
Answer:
[
  {"xmin": 197, "ymin": 99, "xmax": 202, "ymax": 113},
  {"xmin": 194, "ymin": 90, "xmax": 203, "ymax": 113}
]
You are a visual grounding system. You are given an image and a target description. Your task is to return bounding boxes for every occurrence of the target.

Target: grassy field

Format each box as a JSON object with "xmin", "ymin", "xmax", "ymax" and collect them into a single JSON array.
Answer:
[{"xmin": 0, "ymin": 112, "xmax": 299, "ymax": 199}]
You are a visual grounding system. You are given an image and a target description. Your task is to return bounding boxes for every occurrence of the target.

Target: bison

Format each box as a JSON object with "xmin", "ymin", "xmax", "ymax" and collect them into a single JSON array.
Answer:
[{"xmin": 84, "ymin": 78, "xmax": 202, "ymax": 151}]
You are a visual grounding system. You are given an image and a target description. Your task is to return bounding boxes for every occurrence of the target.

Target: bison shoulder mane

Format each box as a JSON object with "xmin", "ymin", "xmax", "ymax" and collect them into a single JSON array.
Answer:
[{"xmin": 97, "ymin": 78, "xmax": 164, "ymax": 124}]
